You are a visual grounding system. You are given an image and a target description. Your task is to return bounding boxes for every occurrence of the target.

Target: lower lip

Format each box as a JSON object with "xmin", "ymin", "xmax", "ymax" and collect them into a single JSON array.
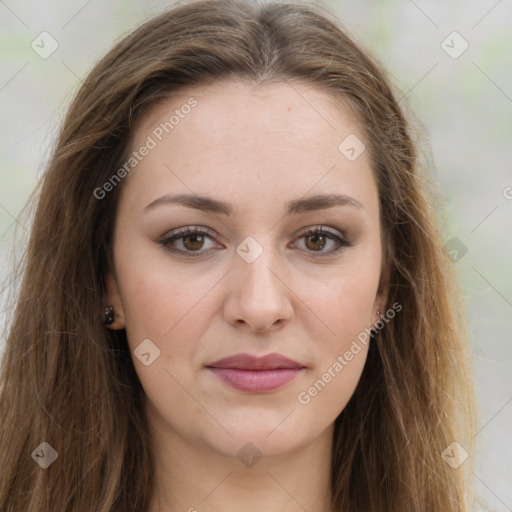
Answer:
[{"xmin": 207, "ymin": 367, "xmax": 304, "ymax": 392}]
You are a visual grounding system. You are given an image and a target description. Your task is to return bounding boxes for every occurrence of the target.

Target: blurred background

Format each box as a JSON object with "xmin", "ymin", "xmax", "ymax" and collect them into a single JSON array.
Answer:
[{"xmin": 1, "ymin": 0, "xmax": 511, "ymax": 509}]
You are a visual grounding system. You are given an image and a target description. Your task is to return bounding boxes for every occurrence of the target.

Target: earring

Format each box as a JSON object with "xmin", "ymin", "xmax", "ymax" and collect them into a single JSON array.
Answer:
[{"xmin": 104, "ymin": 306, "xmax": 114, "ymax": 326}]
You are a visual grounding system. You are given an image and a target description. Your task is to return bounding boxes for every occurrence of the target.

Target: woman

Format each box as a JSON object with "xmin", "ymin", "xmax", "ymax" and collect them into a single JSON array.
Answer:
[{"xmin": 0, "ymin": 0, "xmax": 479, "ymax": 510}]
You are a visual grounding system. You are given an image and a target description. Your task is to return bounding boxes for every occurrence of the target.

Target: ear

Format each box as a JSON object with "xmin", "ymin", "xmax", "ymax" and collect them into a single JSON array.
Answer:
[
  {"xmin": 103, "ymin": 271, "xmax": 126, "ymax": 330},
  {"xmin": 372, "ymin": 285, "xmax": 389, "ymax": 327}
]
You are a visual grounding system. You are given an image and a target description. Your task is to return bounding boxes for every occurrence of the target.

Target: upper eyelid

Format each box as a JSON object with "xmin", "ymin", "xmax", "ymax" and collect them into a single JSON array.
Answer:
[
  {"xmin": 164, "ymin": 225, "xmax": 215, "ymax": 236},
  {"xmin": 160, "ymin": 225, "xmax": 346, "ymax": 242},
  {"xmin": 294, "ymin": 225, "xmax": 346, "ymax": 238}
]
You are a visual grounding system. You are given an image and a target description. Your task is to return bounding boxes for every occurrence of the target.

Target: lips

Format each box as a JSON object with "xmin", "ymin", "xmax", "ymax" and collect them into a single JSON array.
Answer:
[
  {"xmin": 205, "ymin": 353, "xmax": 305, "ymax": 392},
  {"xmin": 207, "ymin": 352, "xmax": 304, "ymax": 370}
]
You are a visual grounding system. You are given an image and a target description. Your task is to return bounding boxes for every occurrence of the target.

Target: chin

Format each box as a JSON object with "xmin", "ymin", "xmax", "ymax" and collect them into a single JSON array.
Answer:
[{"xmin": 199, "ymin": 411, "xmax": 322, "ymax": 461}]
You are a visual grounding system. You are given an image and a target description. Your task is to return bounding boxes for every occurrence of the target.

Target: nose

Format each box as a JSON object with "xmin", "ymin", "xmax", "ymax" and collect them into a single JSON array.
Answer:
[{"xmin": 223, "ymin": 241, "xmax": 294, "ymax": 333}]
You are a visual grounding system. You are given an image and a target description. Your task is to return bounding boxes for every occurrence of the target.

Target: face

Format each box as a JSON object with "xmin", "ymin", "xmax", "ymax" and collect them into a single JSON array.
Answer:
[{"xmin": 104, "ymin": 80, "xmax": 387, "ymax": 461}]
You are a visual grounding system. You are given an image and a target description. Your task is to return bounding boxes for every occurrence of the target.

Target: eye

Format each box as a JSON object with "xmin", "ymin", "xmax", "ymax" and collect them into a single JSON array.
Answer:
[
  {"xmin": 158, "ymin": 226, "xmax": 219, "ymax": 257},
  {"xmin": 292, "ymin": 226, "xmax": 351, "ymax": 257},
  {"xmin": 158, "ymin": 225, "xmax": 351, "ymax": 258}
]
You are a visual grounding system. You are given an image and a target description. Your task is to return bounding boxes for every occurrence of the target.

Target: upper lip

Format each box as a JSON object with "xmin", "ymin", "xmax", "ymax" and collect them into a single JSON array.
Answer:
[{"xmin": 206, "ymin": 352, "xmax": 305, "ymax": 370}]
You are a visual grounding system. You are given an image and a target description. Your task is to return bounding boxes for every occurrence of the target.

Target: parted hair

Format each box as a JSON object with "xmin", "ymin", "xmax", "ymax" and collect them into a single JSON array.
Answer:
[{"xmin": 0, "ymin": 0, "xmax": 478, "ymax": 510}]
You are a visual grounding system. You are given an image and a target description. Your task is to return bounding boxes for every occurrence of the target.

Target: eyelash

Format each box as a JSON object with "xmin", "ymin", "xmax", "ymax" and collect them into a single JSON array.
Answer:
[{"xmin": 158, "ymin": 225, "xmax": 352, "ymax": 259}]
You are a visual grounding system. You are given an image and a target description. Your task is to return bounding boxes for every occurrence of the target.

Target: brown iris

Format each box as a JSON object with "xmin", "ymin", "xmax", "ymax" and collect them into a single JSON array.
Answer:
[
  {"xmin": 182, "ymin": 233, "xmax": 205, "ymax": 251},
  {"xmin": 305, "ymin": 233, "xmax": 327, "ymax": 251}
]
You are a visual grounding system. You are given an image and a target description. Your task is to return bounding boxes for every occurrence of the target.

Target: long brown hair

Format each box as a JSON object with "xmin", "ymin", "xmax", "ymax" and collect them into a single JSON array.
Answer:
[{"xmin": 0, "ymin": 0, "xmax": 478, "ymax": 510}]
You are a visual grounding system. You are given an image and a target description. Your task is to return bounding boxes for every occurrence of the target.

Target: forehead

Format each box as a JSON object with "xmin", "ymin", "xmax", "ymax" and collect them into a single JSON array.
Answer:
[
  {"xmin": 121, "ymin": 79, "xmax": 376, "ymax": 216},
  {"xmin": 136, "ymin": 79, "xmax": 361, "ymax": 149}
]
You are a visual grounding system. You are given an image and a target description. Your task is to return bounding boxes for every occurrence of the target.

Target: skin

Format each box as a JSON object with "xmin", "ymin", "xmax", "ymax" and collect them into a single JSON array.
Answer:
[{"xmin": 104, "ymin": 79, "xmax": 387, "ymax": 512}]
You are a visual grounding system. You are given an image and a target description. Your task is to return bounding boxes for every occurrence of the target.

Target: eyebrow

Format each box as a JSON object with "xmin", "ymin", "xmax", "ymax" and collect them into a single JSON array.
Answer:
[{"xmin": 144, "ymin": 192, "xmax": 364, "ymax": 215}]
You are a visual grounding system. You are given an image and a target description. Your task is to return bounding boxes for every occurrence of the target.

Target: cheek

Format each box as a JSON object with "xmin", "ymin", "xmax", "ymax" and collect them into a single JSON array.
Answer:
[
  {"xmin": 114, "ymin": 250, "xmax": 219, "ymax": 414},
  {"xmin": 114, "ymin": 237, "xmax": 221, "ymax": 351},
  {"xmin": 308, "ymin": 256, "xmax": 380, "ymax": 351},
  {"xmin": 297, "ymin": 256, "xmax": 378, "ymax": 413},
  {"xmin": 296, "ymin": 269, "xmax": 376, "ymax": 418},
  {"xmin": 296, "ymin": 342, "xmax": 368, "ymax": 429}
]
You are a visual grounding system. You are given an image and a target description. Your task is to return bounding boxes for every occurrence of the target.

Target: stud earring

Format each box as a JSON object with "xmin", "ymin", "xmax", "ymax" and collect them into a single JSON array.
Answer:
[{"xmin": 104, "ymin": 306, "xmax": 114, "ymax": 326}]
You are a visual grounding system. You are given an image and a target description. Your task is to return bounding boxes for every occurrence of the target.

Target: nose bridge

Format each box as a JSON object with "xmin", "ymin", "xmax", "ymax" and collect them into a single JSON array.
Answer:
[
  {"xmin": 235, "ymin": 234, "xmax": 283, "ymax": 298},
  {"xmin": 227, "ymin": 233, "xmax": 293, "ymax": 330}
]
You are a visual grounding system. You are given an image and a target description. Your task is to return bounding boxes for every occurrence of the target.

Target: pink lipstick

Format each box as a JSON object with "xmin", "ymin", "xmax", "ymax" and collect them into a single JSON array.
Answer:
[{"xmin": 206, "ymin": 353, "xmax": 305, "ymax": 392}]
